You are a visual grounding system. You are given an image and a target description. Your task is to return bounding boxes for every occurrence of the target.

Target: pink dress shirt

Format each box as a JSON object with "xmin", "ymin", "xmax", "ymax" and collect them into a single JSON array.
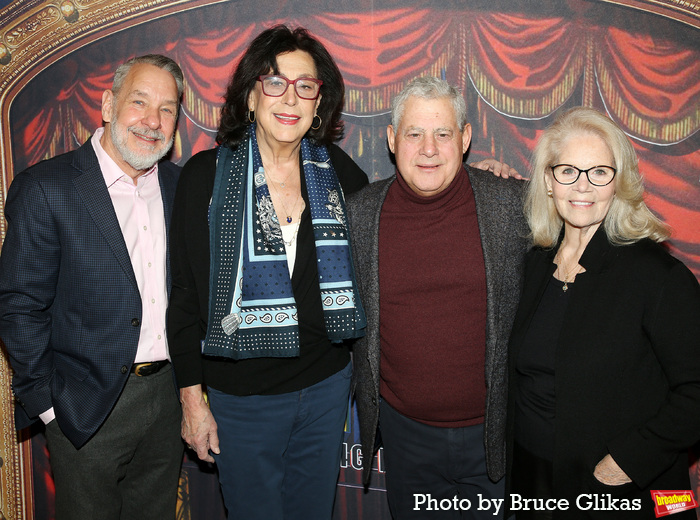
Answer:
[{"xmin": 91, "ymin": 128, "xmax": 169, "ymax": 363}]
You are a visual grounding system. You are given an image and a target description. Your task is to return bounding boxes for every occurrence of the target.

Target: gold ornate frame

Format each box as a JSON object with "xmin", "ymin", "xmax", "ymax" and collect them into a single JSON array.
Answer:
[
  {"xmin": 0, "ymin": 2, "xmax": 226, "ymax": 517},
  {"xmin": 0, "ymin": 0, "xmax": 697, "ymax": 518},
  {"xmin": 600, "ymin": 0, "xmax": 699, "ymax": 27}
]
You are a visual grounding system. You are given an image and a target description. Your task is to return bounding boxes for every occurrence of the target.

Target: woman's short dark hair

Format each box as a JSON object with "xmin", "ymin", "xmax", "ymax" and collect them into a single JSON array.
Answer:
[{"xmin": 217, "ymin": 25, "xmax": 345, "ymax": 147}]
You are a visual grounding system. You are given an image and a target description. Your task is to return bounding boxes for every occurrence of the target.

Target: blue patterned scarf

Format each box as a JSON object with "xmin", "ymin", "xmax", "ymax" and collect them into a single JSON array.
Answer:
[{"xmin": 203, "ymin": 127, "xmax": 366, "ymax": 360}]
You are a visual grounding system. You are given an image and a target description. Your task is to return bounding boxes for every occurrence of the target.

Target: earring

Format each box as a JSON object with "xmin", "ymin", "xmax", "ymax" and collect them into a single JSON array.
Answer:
[
  {"xmin": 247, "ymin": 110, "xmax": 255, "ymax": 123},
  {"xmin": 311, "ymin": 114, "xmax": 322, "ymax": 130},
  {"xmin": 547, "ymin": 188, "xmax": 553, "ymax": 197}
]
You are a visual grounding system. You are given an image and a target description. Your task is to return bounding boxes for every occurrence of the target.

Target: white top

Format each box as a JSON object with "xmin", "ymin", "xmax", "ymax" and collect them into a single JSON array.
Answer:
[{"xmin": 280, "ymin": 221, "xmax": 301, "ymax": 277}]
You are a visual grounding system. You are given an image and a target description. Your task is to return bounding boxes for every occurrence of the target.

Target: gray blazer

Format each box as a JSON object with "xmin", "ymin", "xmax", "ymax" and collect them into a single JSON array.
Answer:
[{"xmin": 346, "ymin": 166, "xmax": 529, "ymax": 485}]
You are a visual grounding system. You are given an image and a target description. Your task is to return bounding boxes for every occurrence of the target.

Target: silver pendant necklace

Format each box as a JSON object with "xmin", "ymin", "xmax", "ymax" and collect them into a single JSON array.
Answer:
[
  {"xmin": 282, "ymin": 208, "xmax": 304, "ymax": 246},
  {"xmin": 266, "ymin": 170, "xmax": 301, "ymax": 224}
]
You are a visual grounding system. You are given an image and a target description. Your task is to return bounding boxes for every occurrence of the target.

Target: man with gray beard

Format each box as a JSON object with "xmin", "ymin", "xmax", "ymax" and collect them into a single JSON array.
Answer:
[{"xmin": 0, "ymin": 54, "xmax": 184, "ymax": 520}]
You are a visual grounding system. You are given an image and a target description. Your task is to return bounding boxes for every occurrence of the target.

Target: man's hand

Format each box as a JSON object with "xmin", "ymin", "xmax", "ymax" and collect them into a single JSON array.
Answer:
[
  {"xmin": 593, "ymin": 454, "xmax": 632, "ymax": 486},
  {"xmin": 180, "ymin": 385, "xmax": 220, "ymax": 463},
  {"xmin": 470, "ymin": 158, "xmax": 525, "ymax": 180}
]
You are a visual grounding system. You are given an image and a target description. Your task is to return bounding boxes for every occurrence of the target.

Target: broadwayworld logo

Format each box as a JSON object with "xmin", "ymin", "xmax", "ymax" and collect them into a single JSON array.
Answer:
[{"xmin": 651, "ymin": 490, "xmax": 698, "ymax": 518}]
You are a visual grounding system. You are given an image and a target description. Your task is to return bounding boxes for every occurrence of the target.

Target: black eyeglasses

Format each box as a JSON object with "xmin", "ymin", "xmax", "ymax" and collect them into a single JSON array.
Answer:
[
  {"xmin": 257, "ymin": 75, "xmax": 323, "ymax": 100},
  {"xmin": 550, "ymin": 164, "xmax": 617, "ymax": 186}
]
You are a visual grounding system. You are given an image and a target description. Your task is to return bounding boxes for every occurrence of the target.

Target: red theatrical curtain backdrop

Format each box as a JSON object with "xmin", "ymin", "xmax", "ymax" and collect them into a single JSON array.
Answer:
[
  {"xmin": 14, "ymin": 7, "xmax": 699, "ymax": 276},
  {"xmin": 7, "ymin": 3, "xmax": 699, "ymax": 519}
]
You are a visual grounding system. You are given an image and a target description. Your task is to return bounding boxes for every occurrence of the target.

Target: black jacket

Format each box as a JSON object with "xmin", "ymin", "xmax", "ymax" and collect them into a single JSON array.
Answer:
[{"xmin": 507, "ymin": 226, "xmax": 700, "ymax": 519}]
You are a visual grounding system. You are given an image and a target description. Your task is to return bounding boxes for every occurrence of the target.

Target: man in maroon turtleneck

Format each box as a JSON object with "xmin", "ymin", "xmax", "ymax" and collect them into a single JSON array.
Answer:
[{"xmin": 348, "ymin": 77, "xmax": 528, "ymax": 519}]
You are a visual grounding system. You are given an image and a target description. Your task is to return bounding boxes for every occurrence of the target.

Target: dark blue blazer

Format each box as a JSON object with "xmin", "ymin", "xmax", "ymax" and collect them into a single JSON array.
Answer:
[{"xmin": 0, "ymin": 139, "xmax": 180, "ymax": 448}]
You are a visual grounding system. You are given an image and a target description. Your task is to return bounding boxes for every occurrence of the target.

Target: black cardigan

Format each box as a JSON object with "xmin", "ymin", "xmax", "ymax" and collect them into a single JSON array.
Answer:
[
  {"xmin": 506, "ymin": 226, "xmax": 700, "ymax": 519},
  {"xmin": 168, "ymin": 144, "xmax": 367, "ymax": 395}
]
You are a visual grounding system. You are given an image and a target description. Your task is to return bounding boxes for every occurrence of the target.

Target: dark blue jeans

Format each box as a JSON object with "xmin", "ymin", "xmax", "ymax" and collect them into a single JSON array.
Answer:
[
  {"xmin": 208, "ymin": 362, "xmax": 351, "ymax": 519},
  {"xmin": 380, "ymin": 400, "xmax": 506, "ymax": 519}
]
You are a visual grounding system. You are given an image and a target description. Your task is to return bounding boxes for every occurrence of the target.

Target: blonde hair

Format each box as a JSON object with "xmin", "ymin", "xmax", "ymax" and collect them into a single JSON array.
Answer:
[{"xmin": 524, "ymin": 107, "xmax": 669, "ymax": 248}]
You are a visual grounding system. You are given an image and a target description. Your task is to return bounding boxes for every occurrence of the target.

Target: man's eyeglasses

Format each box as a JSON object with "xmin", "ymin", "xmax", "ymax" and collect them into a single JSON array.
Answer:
[
  {"xmin": 257, "ymin": 75, "xmax": 323, "ymax": 100},
  {"xmin": 550, "ymin": 164, "xmax": 616, "ymax": 186}
]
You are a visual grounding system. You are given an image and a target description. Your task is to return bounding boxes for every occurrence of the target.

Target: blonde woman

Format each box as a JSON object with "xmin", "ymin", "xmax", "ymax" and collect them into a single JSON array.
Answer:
[{"xmin": 506, "ymin": 107, "xmax": 700, "ymax": 519}]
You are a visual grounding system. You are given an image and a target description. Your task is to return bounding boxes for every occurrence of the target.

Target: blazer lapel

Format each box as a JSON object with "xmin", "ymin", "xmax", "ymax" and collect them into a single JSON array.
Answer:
[
  {"xmin": 71, "ymin": 141, "xmax": 138, "ymax": 289},
  {"xmin": 158, "ymin": 164, "xmax": 178, "ymax": 296},
  {"xmin": 468, "ymin": 168, "xmax": 500, "ymax": 340},
  {"xmin": 350, "ymin": 177, "xmax": 394, "ymax": 390},
  {"xmin": 367, "ymin": 178, "xmax": 393, "ymax": 388},
  {"xmin": 510, "ymin": 249, "xmax": 556, "ymax": 352},
  {"xmin": 158, "ymin": 164, "xmax": 177, "ymax": 235}
]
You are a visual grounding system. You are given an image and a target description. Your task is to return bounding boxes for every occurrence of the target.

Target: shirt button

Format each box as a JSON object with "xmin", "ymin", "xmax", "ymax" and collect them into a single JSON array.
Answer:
[
  {"xmin": 143, "ymin": 226, "xmax": 147, "ymax": 231},
  {"xmin": 148, "ymin": 262, "xmax": 152, "ymax": 268},
  {"xmin": 131, "ymin": 318, "xmax": 140, "ymax": 327},
  {"xmin": 151, "ymin": 298, "xmax": 155, "ymax": 304},
  {"xmin": 157, "ymin": 334, "xmax": 162, "ymax": 340}
]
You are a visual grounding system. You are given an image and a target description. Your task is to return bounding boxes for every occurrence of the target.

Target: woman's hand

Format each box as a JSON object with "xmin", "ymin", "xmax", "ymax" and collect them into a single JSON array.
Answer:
[
  {"xmin": 593, "ymin": 454, "xmax": 633, "ymax": 485},
  {"xmin": 180, "ymin": 384, "xmax": 220, "ymax": 463},
  {"xmin": 469, "ymin": 158, "xmax": 525, "ymax": 180}
]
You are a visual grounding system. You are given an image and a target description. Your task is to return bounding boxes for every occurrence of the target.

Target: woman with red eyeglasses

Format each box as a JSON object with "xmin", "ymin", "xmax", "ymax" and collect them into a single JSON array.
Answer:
[{"xmin": 167, "ymin": 25, "xmax": 368, "ymax": 519}]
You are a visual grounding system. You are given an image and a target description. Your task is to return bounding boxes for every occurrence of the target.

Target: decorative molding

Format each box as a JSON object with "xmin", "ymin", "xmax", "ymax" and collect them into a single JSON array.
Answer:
[
  {"xmin": 0, "ymin": 0, "xmax": 226, "ymax": 194},
  {"xmin": 0, "ymin": 1, "xmax": 697, "ymax": 518},
  {"xmin": 599, "ymin": 0, "xmax": 700, "ymax": 28},
  {"xmin": 0, "ymin": 349, "xmax": 32, "ymax": 520},
  {"xmin": 0, "ymin": 2, "xmax": 225, "ymax": 518}
]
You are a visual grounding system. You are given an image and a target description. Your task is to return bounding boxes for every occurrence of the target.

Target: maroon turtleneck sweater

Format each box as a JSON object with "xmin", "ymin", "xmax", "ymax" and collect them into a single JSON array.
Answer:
[{"xmin": 378, "ymin": 167, "xmax": 487, "ymax": 427}]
